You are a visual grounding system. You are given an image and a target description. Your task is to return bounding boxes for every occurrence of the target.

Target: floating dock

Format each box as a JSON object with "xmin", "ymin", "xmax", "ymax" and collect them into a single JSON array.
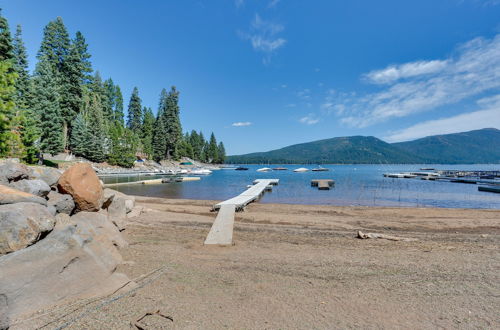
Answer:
[
  {"xmin": 205, "ymin": 179, "xmax": 279, "ymax": 245},
  {"xmin": 478, "ymin": 186, "xmax": 500, "ymax": 194},
  {"xmin": 311, "ymin": 179, "xmax": 334, "ymax": 190},
  {"xmin": 103, "ymin": 176, "xmax": 200, "ymax": 187}
]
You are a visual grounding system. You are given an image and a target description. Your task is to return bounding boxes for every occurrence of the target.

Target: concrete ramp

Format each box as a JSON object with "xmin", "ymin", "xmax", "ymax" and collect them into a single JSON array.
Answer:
[{"xmin": 204, "ymin": 204, "xmax": 236, "ymax": 245}]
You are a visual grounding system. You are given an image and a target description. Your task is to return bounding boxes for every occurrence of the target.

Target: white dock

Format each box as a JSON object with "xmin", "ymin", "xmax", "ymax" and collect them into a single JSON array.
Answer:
[{"xmin": 205, "ymin": 179, "xmax": 279, "ymax": 245}]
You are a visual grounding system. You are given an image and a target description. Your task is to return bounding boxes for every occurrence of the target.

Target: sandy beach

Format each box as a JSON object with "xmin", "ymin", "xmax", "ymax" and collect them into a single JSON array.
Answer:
[{"xmin": 23, "ymin": 197, "xmax": 500, "ymax": 329}]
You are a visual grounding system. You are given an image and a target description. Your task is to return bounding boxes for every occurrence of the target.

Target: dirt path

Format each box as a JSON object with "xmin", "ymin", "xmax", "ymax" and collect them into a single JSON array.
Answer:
[{"xmin": 23, "ymin": 197, "xmax": 500, "ymax": 329}]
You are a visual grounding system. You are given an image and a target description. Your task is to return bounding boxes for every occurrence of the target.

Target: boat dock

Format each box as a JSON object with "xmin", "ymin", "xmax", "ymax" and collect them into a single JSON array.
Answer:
[
  {"xmin": 205, "ymin": 179, "xmax": 279, "ymax": 245},
  {"xmin": 103, "ymin": 176, "xmax": 200, "ymax": 187},
  {"xmin": 311, "ymin": 179, "xmax": 334, "ymax": 190}
]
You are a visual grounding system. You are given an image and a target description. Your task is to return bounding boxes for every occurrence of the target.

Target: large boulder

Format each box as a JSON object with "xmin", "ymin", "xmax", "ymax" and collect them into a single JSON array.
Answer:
[
  {"xmin": 103, "ymin": 188, "xmax": 135, "ymax": 213},
  {"xmin": 0, "ymin": 203, "xmax": 55, "ymax": 255},
  {"xmin": 0, "ymin": 185, "xmax": 47, "ymax": 206},
  {"xmin": 57, "ymin": 163, "xmax": 103, "ymax": 212},
  {"xmin": 9, "ymin": 179, "xmax": 51, "ymax": 197},
  {"xmin": 47, "ymin": 190, "xmax": 75, "ymax": 215},
  {"xmin": 0, "ymin": 161, "xmax": 29, "ymax": 184},
  {"xmin": 28, "ymin": 166, "xmax": 62, "ymax": 187},
  {"xmin": 0, "ymin": 212, "xmax": 130, "ymax": 324},
  {"xmin": 106, "ymin": 196, "xmax": 127, "ymax": 231}
]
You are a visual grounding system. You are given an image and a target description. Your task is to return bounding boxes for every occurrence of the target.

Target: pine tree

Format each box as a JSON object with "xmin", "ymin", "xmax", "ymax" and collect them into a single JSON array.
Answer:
[
  {"xmin": 142, "ymin": 107, "xmax": 154, "ymax": 159},
  {"xmin": 0, "ymin": 61, "xmax": 17, "ymax": 157},
  {"xmin": 113, "ymin": 84, "xmax": 124, "ymax": 125},
  {"xmin": 152, "ymin": 90, "xmax": 168, "ymax": 161},
  {"xmin": 83, "ymin": 90, "xmax": 107, "ymax": 162},
  {"xmin": 126, "ymin": 87, "xmax": 142, "ymax": 134},
  {"xmin": 70, "ymin": 112, "xmax": 91, "ymax": 157},
  {"xmin": 73, "ymin": 31, "xmax": 92, "ymax": 85},
  {"xmin": 108, "ymin": 123, "xmax": 138, "ymax": 167},
  {"xmin": 207, "ymin": 132, "xmax": 218, "ymax": 163},
  {"xmin": 217, "ymin": 141, "xmax": 226, "ymax": 163},
  {"xmin": 164, "ymin": 86, "xmax": 182, "ymax": 159},
  {"xmin": 0, "ymin": 9, "xmax": 13, "ymax": 62},
  {"xmin": 33, "ymin": 59, "xmax": 64, "ymax": 155},
  {"xmin": 103, "ymin": 78, "xmax": 115, "ymax": 123}
]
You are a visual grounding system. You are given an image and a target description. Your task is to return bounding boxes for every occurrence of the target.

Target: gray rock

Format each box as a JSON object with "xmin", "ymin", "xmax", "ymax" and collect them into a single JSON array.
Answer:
[
  {"xmin": 107, "ymin": 196, "xmax": 127, "ymax": 231},
  {"xmin": 0, "ymin": 161, "xmax": 29, "ymax": 183},
  {"xmin": 0, "ymin": 294, "xmax": 8, "ymax": 330},
  {"xmin": 27, "ymin": 166, "xmax": 62, "ymax": 187},
  {"xmin": 0, "ymin": 184, "xmax": 47, "ymax": 206},
  {"xmin": 0, "ymin": 212, "xmax": 130, "ymax": 322},
  {"xmin": 9, "ymin": 179, "xmax": 51, "ymax": 197},
  {"xmin": 0, "ymin": 202, "xmax": 55, "ymax": 255},
  {"xmin": 47, "ymin": 191, "xmax": 75, "ymax": 215},
  {"xmin": 103, "ymin": 188, "xmax": 135, "ymax": 213}
]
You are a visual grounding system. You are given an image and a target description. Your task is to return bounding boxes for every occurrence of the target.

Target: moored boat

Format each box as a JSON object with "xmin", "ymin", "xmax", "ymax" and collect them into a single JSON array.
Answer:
[
  {"xmin": 235, "ymin": 167, "xmax": 249, "ymax": 171},
  {"xmin": 273, "ymin": 167, "xmax": 288, "ymax": 171},
  {"xmin": 311, "ymin": 166, "xmax": 329, "ymax": 172},
  {"xmin": 257, "ymin": 167, "xmax": 272, "ymax": 172},
  {"xmin": 293, "ymin": 167, "xmax": 309, "ymax": 172}
]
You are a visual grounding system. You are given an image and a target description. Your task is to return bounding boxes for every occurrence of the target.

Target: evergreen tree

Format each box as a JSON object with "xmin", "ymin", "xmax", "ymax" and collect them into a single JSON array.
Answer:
[
  {"xmin": 126, "ymin": 87, "xmax": 142, "ymax": 134},
  {"xmin": 164, "ymin": 86, "xmax": 182, "ymax": 159},
  {"xmin": 70, "ymin": 112, "xmax": 91, "ymax": 157},
  {"xmin": 37, "ymin": 17, "xmax": 72, "ymax": 148},
  {"xmin": 207, "ymin": 132, "xmax": 218, "ymax": 163},
  {"xmin": 33, "ymin": 59, "xmax": 64, "ymax": 155},
  {"xmin": 152, "ymin": 89, "xmax": 168, "ymax": 161},
  {"xmin": 83, "ymin": 90, "xmax": 107, "ymax": 162},
  {"xmin": 217, "ymin": 141, "xmax": 226, "ymax": 163},
  {"xmin": 0, "ymin": 61, "xmax": 17, "ymax": 157},
  {"xmin": 73, "ymin": 31, "xmax": 92, "ymax": 84},
  {"xmin": 108, "ymin": 123, "xmax": 138, "ymax": 167},
  {"xmin": 0, "ymin": 9, "xmax": 13, "ymax": 62},
  {"xmin": 103, "ymin": 78, "xmax": 115, "ymax": 122},
  {"xmin": 113, "ymin": 84, "xmax": 124, "ymax": 124},
  {"xmin": 141, "ymin": 106, "xmax": 154, "ymax": 158}
]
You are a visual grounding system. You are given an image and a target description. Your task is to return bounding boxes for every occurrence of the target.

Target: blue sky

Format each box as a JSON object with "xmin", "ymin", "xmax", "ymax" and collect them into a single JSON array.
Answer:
[{"xmin": 1, "ymin": 0, "xmax": 499, "ymax": 154}]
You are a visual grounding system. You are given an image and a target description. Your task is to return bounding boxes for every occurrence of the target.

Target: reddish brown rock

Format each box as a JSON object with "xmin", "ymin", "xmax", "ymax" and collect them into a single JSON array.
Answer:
[{"xmin": 57, "ymin": 163, "xmax": 103, "ymax": 212}]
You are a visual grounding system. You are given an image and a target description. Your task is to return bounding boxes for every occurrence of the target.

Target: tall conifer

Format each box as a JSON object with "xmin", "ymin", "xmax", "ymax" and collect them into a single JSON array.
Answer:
[{"xmin": 126, "ymin": 87, "xmax": 142, "ymax": 134}]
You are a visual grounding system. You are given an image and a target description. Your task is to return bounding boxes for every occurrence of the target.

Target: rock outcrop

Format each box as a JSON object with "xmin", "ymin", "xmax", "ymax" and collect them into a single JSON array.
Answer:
[
  {"xmin": 9, "ymin": 179, "xmax": 51, "ymax": 197},
  {"xmin": 0, "ymin": 212, "xmax": 130, "ymax": 323},
  {"xmin": 0, "ymin": 185, "xmax": 48, "ymax": 206},
  {"xmin": 47, "ymin": 190, "xmax": 75, "ymax": 215},
  {"xmin": 28, "ymin": 166, "xmax": 62, "ymax": 187},
  {"xmin": 58, "ymin": 163, "xmax": 104, "ymax": 212},
  {"xmin": 0, "ymin": 161, "xmax": 29, "ymax": 184},
  {"xmin": 0, "ymin": 203, "xmax": 55, "ymax": 255}
]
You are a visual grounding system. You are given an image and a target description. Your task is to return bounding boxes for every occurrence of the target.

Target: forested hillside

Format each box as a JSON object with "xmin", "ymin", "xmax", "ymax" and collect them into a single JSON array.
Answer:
[{"xmin": 0, "ymin": 13, "xmax": 225, "ymax": 167}]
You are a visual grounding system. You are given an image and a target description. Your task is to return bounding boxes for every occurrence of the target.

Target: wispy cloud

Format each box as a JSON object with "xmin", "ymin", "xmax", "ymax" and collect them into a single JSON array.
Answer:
[
  {"xmin": 297, "ymin": 88, "xmax": 311, "ymax": 100},
  {"xmin": 268, "ymin": 0, "xmax": 280, "ymax": 8},
  {"xmin": 384, "ymin": 95, "xmax": 500, "ymax": 142},
  {"xmin": 235, "ymin": 0, "xmax": 244, "ymax": 8},
  {"xmin": 299, "ymin": 114, "xmax": 319, "ymax": 125},
  {"xmin": 232, "ymin": 121, "xmax": 252, "ymax": 127},
  {"xmin": 334, "ymin": 34, "xmax": 500, "ymax": 127},
  {"xmin": 239, "ymin": 14, "xmax": 286, "ymax": 64}
]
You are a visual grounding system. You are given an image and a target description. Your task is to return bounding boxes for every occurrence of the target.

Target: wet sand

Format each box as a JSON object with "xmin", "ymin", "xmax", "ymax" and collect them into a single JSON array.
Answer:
[{"xmin": 24, "ymin": 197, "xmax": 500, "ymax": 329}]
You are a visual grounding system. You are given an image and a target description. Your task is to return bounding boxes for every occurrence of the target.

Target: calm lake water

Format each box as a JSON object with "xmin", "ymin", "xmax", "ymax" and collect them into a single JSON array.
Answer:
[{"xmin": 104, "ymin": 164, "xmax": 500, "ymax": 209}]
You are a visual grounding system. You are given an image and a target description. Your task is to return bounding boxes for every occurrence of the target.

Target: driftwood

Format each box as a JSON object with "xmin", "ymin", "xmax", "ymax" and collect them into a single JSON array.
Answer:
[
  {"xmin": 132, "ymin": 309, "xmax": 173, "ymax": 329},
  {"xmin": 357, "ymin": 231, "xmax": 417, "ymax": 242}
]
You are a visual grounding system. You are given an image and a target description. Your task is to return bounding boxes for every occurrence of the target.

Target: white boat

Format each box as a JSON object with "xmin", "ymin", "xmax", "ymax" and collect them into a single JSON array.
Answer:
[
  {"xmin": 294, "ymin": 167, "xmax": 309, "ymax": 172},
  {"xmin": 383, "ymin": 173, "xmax": 405, "ymax": 178},
  {"xmin": 257, "ymin": 167, "xmax": 272, "ymax": 172},
  {"xmin": 189, "ymin": 168, "xmax": 212, "ymax": 175}
]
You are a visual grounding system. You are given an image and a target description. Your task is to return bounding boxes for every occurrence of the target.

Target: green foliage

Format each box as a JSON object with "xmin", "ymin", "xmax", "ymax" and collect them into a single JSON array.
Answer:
[
  {"xmin": 126, "ymin": 87, "xmax": 142, "ymax": 134},
  {"xmin": 152, "ymin": 111, "xmax": 166, "ymax": 162},
  {"xmin": 12, "ymin": 25, "xmax": 30, "ymax": 109},
  {"xmin": 141, "ymin": 107, "xmax": 154, "ymax": 158},
  {"xmin": 217, "ymin": 142, "xmax": 226, "ymax": 164},
  {"xmin": 108, "ymin": 123, "xmax": 138, "ymax": 168},
  {"xmin": 70, "ymin": 112, "xmax": 91, "ymax": 157},
  {"xmin": 37, "ymin": 17, "xmax": 70, "ymax": 72},
  {"xmin": 83, "ymin": 90, "xmax": 107, "ymax": 162},
  {"xmin": 19, "ymin": 109, "xmax": 40, "ymax": 164},
  {"xmin": 0, "ymin": 9, "xmax": 13, "ymax": 61},
  {"xmin": 206, "ymin": 132, "xmax": 218, "ymax": 163},
  {"xmin": 73, "ymin": 31, "xmax": 92, "ymax": 84},
  {"xmin": 113, "ymin": 85, "xmax": 124, "ymax": 125},
  {"xmin": 163, "ymin": 86, "xmax": 182, "ymax": 159}
]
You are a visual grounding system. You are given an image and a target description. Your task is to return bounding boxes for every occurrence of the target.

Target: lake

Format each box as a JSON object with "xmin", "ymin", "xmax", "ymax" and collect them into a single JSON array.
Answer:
[{"xmin": 103, "ymin": 164, "xmax": 500, "ymax": 209}]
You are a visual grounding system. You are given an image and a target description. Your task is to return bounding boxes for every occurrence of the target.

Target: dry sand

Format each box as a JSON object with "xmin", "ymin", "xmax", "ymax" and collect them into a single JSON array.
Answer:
[{"xmin": 20, "ymin": 197, "xmax": 500, "ymax": 329}]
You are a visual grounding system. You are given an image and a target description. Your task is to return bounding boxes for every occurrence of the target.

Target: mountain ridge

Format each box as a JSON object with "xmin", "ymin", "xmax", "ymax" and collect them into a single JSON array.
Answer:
[{"xmin": 226, "ymin": 128, "xmax": 500, "ymax": 164}]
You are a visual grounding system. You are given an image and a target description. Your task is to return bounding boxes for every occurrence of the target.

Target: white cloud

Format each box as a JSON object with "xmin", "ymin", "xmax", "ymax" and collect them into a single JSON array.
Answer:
[
  {"xmin": 285, "ymin": 103, "xmax": 296, "ymax": 108},
  {"xmin": 297, "ymin": 88, "xmax": 311, "ymax": 100},
  {"xmin": 299, "ymin": 114, "xmax": 319, "ymax": 125},
  {"xmin": 232, "ymin": 121, "xmax": 252, "ymax": 127},
  {"xmin": 364, "ymin": 60, "xmax": 448, "ymax": 84},
  {"xmin": 268, "ymin": 0, "xmax": 280, "ymax": 8},
  {"xmin": 240, "ymin": 14, "xmax": 286, "ymax": 64},
  {"xmin": 335, "ymin": 34, "xmax": 500, "ymax": 127},
  {"xmin": 384, "ymin": 95, "xmax": 500, "ymax": 142},
  {"xmin": 235, "ymin": 0, "xmax": 244, "ymax": 8}
]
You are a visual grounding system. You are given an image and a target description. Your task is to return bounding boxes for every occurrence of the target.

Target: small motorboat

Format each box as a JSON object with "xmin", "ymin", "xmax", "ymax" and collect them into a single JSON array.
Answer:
[
  {"xmin": 273, "ymin": 167, "xmax": 288, "ymax": 171},
  {"xmin": 311, "ymin": 166, "xmax": 329, "ymax": 172},
  {"xmin": 235, "ymin": 167, "xmax": 249, "ymax": 171},
  {"xmin": 189, "ymin": 168, "xmax": 212, "ymax": 175},
  {"xmin": 257, "ymin": 167, "xmax": 272, "ymax": 172},
  {"xmin": 294, "ymin": 167, "xmax": 309, "ymax": 172}
]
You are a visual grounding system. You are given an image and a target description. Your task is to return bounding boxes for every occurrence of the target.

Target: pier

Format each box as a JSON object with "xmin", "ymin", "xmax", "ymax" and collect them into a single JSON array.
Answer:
[
  {"xmin": 311, "ymin": 179, "xmax": 334, "ymax": 190},
  {"xmin": 205, "ymin": 179, "xmax": 279, "ymax": 245}
]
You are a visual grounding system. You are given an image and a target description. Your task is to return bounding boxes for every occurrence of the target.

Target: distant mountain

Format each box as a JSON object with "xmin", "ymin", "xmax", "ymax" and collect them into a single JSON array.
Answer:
[
  {"xmin": 392, "ymin": 128, "xmax": 500, "ymax": 164},
  {"xmin": 226, "ymin": 128, "xmax": 500, "ymax": 164},
  {"xmin": 226, "ymin": 136, "xmax": 422, "ymax": 164}
]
